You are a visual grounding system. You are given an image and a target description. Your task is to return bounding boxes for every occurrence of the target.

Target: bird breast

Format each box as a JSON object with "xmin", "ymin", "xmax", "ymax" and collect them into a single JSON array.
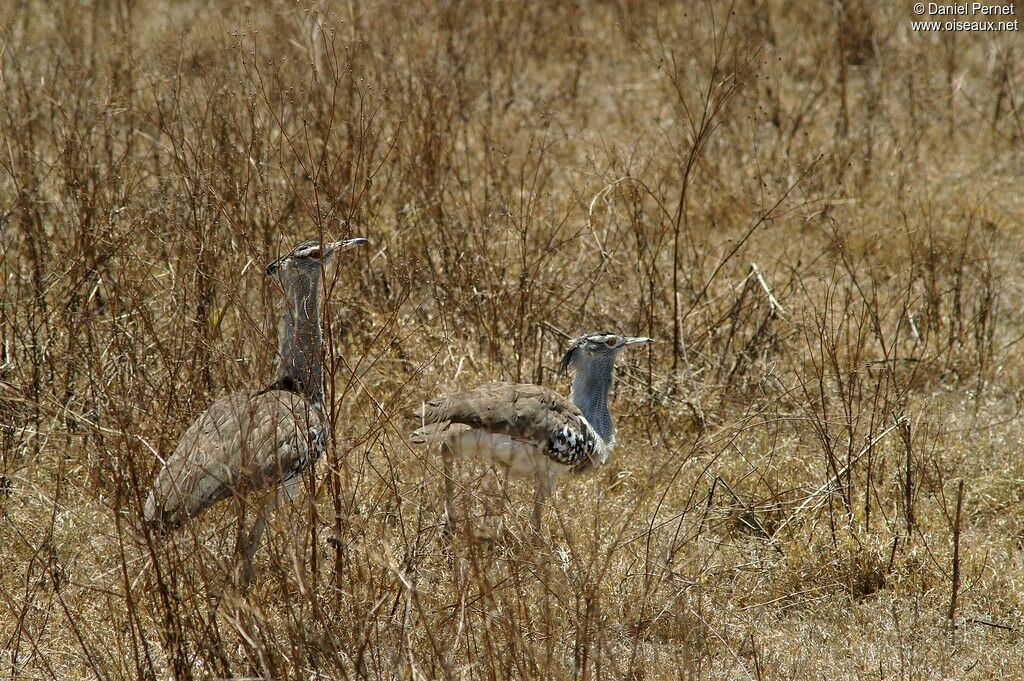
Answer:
[
  {"xmin": 445, "ymin": 426, "xmax": 569, "ymax": 481},
  {"xmin": 144, "ymin": 390, "xmax": 326, "ymax": 527}
]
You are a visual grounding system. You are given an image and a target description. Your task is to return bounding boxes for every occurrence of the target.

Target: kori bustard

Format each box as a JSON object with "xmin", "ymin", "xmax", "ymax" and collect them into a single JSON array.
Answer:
[
  {"xmin": 412, "ymin": 332, "xmax": 651, "ymax": 531},
  {"xmin": 143, "ymin": 237, "xmax": 367, "ymax": 588}
]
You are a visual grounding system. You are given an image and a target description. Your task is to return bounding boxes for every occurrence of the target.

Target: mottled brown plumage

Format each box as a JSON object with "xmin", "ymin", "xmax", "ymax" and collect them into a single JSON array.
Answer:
[
  {"xmin": 144, "ymin": 390, "xmax": 325, "ymax": 528},
  {"xmin": 142, "ymin": 237, "xmax": 366, "ymax": 590},
  {"xmin": 415, "ymin": 383, "xmax": 604, "ymax": 471},
  {"xmin": 413, "ymin": 332, "xmax": 651, "ymax": 531}
]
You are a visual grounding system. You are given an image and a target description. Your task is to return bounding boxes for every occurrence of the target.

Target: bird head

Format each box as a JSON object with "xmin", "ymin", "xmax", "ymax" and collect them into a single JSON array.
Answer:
[
  {"xmin": 558, "ymin": 331, "xmax": 652, "ymax": 376},
  {"xmin": 265, "ymin": 237, "xmax": 368, "ymax": 291}
]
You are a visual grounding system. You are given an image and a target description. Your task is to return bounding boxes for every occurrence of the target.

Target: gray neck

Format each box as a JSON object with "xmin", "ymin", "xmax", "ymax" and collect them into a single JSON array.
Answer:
[
  {"xmin": 275, "ymin": 275, "xmax": 324, "ymax": 405},
  {"xmin": 569, "ymin": 359, "xmax": 616, "ymax": 448}
]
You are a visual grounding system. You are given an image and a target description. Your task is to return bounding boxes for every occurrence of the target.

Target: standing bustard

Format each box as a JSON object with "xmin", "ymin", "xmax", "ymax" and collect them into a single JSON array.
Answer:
[
  {"xmin": 143, "ymin": 237, "xmax": 367, "ymax": 588},
  {"xmin": 412, "ymin": 332, "xmax": 651, "ymax": 531}
]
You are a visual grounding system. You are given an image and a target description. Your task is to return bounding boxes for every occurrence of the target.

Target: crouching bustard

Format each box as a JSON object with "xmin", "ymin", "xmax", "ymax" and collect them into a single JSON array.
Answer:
[
  {"xmin": 143, "ymin": 237, "xmax": 367, "ymax": 589},
  {"xmin": 412, "ymin": 332, "xmax": 651, "ymax": 532}
]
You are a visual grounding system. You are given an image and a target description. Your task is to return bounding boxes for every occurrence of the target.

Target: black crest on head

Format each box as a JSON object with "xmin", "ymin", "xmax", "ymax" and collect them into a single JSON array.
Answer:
[
  {"xmin": 558, "ymin": 331, "xmax": 617, "ymax": 375},
  {"xmin": 291, "ymin": 240, "xmax": 322, "ymax": 257},
  {"xmin": 264, "ymin": 240, "xmax": 321, "ymax": 277},
  {"xmin": 557, "ymin": 344, "xmax": 578, "ymax": 376}
]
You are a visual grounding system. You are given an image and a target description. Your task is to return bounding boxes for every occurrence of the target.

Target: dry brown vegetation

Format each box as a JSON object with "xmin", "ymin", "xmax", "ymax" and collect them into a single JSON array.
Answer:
[{"xmin": 3, "ymin": 0, "xmax": 1024, "ymax": 678}]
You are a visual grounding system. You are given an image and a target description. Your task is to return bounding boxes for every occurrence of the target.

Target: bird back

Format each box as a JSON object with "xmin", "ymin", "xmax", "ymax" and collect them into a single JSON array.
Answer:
[
  {"xmin": 413, "ymin": 383, "xmax": 607, "ymax": 469},
  {"xmin": 144, "ymin": 390, "xmax": 326, "ymax": 529}
]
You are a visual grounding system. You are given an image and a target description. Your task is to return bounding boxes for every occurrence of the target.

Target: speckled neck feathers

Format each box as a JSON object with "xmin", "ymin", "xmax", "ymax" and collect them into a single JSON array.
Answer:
[
  {"xmin": 569, "ymin": 356, "xmax": 617, "ymax": 450},
  {"xmin": 274, "ymin": 275, "xmax": 325, "ymax": 406}
]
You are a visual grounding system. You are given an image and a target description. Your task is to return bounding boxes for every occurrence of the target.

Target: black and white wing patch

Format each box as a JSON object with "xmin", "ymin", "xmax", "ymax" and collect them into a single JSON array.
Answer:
[
  {"xmin": 545, "ymin": 415, "xmax": 605, "ymax": 470},
  {"xmin": 414, "ymin": 382, "xmax": 611, "ymax": 473},
  {"xmin": 282, "ymin": 417, "xmax": 328, "ymax": 482}
]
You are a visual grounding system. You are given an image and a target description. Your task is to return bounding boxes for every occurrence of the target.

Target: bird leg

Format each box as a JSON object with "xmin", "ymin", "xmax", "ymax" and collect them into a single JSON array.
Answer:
[
  {"xmin": 441, "ymin": 442, "xmax": 457, "ymax": 536},
  {"xmin": 532, "ymin": 474, "xmax": 554, "ymax": 534},
  {"xmin": 495, "ymin": 465, "xmax": 512, "ymax": 536},
  {"xmin": 500, "ymin": 466, "xmax": 512, "ymax": 506},
  {"xmin": 235, "ymin": 499, "xmax": 273, "ymax": 592}
]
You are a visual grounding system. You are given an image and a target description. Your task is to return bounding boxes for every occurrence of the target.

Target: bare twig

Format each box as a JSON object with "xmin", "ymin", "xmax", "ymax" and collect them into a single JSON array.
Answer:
[
  {"xmin": 749, "ymin": 262, "xmax": 785, "ymax": 319},
  {"xmin": 772, "ymin": 417, "xmax": 908, "ymax": 541},
  {"xmin": 949, "ymin": 480, "xmax": 965, "ymax": 623}
]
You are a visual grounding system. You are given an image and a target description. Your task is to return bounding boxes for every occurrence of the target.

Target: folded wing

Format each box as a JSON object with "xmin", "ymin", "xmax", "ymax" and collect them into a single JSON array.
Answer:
[
  {"xmin": 144, "ymin": 390, "xmax": 325, "ymax": 528},
  {"xmin": 413, "ymin": 383, "xmax": 605, "ymax": 469}
]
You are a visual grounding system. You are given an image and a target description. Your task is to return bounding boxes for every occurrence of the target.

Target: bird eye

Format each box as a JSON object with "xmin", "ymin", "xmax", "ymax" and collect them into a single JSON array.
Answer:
[{"xmin": 605, "ymin": 337, "xmax": 617, "ymax": 347}]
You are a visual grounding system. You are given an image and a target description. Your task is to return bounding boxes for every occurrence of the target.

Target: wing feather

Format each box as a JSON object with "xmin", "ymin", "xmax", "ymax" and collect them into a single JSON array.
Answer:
[
  {"xmin": 144, "ymin": 390, "xmax": 325, "ymax": 527},
  {"xmin": 413, "ymin": 383, "xmax": 605, "ymax": 468}
]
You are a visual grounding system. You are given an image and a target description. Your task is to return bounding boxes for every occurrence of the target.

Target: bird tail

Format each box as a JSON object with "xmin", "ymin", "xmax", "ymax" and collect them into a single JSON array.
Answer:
[
  {"xmin": 138, "ymin": 491, "xmax": 183, "ymax": 542},
  {"xmin": 128, "ymin": 512, "xmax": 170, "ymax": 549},
  {"xmin": 410, "ymin": 420, "xmax": 452, "ymax": 445}
]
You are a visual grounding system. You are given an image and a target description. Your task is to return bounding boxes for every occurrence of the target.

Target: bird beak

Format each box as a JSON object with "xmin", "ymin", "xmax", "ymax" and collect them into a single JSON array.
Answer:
[
  {"xmin": 324, "ymin": 237, "xmax": 369, "ymax": 258},
  {"xmin": 623, "ymin": 336, "xmax": 653, "ymax": 346}
]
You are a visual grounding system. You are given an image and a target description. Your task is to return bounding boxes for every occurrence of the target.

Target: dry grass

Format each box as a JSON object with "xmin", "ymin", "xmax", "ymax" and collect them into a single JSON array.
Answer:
[{"xmin": 2, "ymin": 0, "xmax": 1024, "ymax": 678}]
